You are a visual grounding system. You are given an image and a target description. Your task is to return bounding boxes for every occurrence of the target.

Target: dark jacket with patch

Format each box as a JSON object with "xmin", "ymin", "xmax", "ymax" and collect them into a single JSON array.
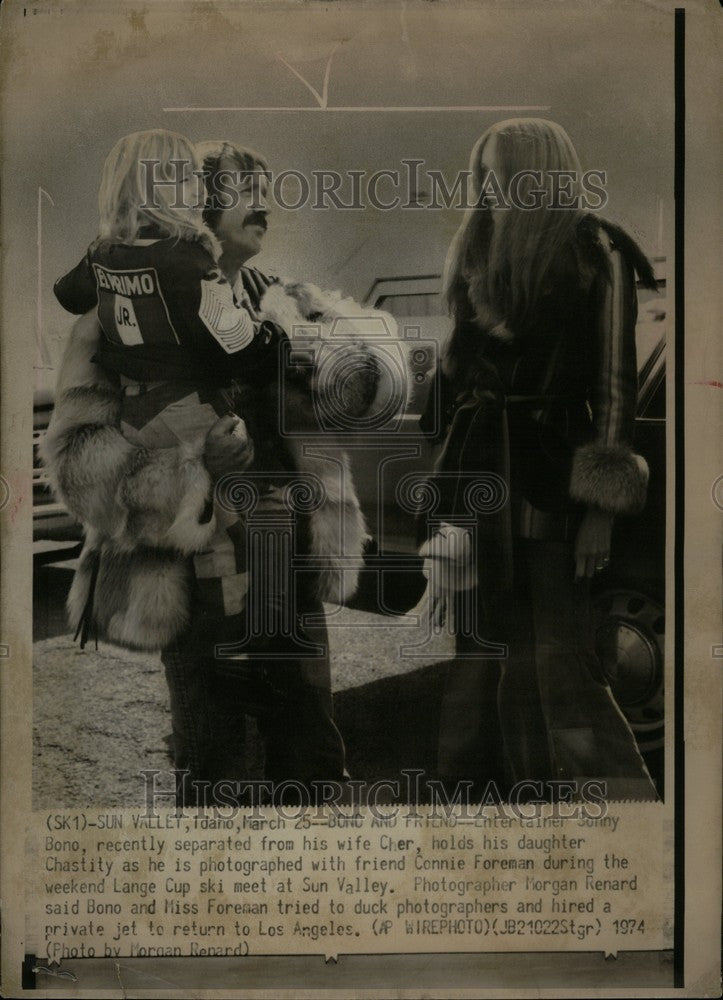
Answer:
[{"xmin": 54, "ymin": 233, "xmax": 280, "ymax": 386}]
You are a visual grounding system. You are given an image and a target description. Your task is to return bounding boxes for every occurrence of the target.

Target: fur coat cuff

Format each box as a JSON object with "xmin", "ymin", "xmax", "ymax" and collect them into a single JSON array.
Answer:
[
  {"xmin": 67, "ymin": 537, "xmax": 192, "ymax": 652},
  {"xmin": 570, "ymin": 442, "xmax": 649, "ymax": 515}
]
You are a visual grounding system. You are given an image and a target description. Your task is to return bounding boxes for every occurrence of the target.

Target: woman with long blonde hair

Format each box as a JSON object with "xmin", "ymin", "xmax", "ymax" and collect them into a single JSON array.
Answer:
[{"xmin": 422, "ymin": 118, "xmax": 659, "ymax": 800}]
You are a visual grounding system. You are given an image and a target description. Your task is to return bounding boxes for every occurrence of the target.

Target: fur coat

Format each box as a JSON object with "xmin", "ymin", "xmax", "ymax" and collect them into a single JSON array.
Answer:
[{"xmin": 41, "ymin": 282, "xmax": 400, "ymax": 651}]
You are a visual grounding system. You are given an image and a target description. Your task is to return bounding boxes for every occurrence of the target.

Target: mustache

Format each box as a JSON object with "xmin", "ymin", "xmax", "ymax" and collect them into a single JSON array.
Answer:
[{"xmin": 243, "ymin": 211, "xmax": 268, "ymax": 230}]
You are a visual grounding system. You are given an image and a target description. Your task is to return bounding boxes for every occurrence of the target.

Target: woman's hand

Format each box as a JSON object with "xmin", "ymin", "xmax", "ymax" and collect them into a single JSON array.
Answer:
[
  {"xmin": 420, "ymin": 522, "xmax": 476, "ymax": 631},
  {"xmin": 203, "ymin": 414, "xmax": 254, "ymax": 481},
  {"xmin": 574, "ymin": 507, "xmax": 614, "ymax": 580}
]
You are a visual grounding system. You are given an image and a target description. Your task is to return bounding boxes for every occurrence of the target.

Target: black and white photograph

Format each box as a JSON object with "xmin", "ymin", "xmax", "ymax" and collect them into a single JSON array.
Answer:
[
  {"xmin": 30, "ymin": 2, "xmax": 670, "ymax": 809},
  {"xmin": 0, "ymin": 0, "xmax": 719, "ymax": 996}
]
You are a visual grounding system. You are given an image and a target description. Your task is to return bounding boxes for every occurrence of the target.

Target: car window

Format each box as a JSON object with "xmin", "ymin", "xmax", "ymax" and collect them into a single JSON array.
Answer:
[
  {"xmin": 635, "ymin": 278, "xmax": 666, "ymax": 420},
  {"xmin": 376, "ymin": 291, "xmax": 445, "ymax": 318},
  {"xmin": 641, "ymin": 372, "xmax": 666, "ymax": 419}
]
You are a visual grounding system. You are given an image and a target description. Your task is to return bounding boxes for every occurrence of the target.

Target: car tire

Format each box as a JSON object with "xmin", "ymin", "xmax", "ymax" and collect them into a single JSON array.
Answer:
[{"xmin": 591, "ymin": 582, "xmax": 665, "ymax": 756}]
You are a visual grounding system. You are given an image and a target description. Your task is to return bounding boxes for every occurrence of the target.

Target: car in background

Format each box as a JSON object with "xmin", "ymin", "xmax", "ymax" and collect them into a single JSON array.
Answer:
[{"xmin": 349, "ymin": 261, "xmax": 667, "ymax": 788}]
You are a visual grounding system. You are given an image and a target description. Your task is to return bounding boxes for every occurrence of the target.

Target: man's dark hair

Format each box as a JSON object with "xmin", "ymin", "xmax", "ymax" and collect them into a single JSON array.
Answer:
[{"xmin": 198, "ymin": 140, "xmax": 271, "ymax": 231}]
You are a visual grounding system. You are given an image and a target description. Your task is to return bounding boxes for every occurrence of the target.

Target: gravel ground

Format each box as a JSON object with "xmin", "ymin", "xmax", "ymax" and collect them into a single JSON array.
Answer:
[{"xmin": 33, "ymin": 603, "xmax": 453, "ymax": 809}]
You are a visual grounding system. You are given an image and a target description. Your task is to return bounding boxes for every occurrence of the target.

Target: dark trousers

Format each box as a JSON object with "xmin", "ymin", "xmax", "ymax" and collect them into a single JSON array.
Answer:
[
  {"xmin": 161, "ymin": 606, "xmax": 347, "ymax": 804},
  {"xmin": 439, "ymin": 539, "xmax": 657, "ymax": 800}
]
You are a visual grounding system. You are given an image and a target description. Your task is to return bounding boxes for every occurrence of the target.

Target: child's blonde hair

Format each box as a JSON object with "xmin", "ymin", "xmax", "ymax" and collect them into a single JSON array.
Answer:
[{"xmin": 98, "ymin": 129, "xmax": 216, "ymax": 250}]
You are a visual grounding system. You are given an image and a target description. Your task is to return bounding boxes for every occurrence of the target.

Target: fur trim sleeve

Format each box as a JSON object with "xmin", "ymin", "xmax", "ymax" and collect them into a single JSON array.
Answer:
[
  {"xmin": 41, "ymin": 314, "xmax": 216, "ymax": 554},
  {"xmin": 570, "ymin": 442, "xmax": 649, "ymax": 515}
]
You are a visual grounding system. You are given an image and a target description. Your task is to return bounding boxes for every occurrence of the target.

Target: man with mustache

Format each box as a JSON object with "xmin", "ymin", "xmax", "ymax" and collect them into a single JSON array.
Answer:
[
  {"xmin": 43, "ymin": 137, "xmax": 395, "ymax": 804},
  {"xmin": 178, "ymin": 138, "xmax": 363, "ymax": 801}
]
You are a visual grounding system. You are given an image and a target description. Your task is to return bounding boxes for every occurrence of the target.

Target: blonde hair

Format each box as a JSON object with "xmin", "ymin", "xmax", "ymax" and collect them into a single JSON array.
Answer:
[
  {"xmin": 443, "ymin": 119, "xmax": 584, "ymax": 368},
  {"xmin": 97, "ymin": 129, "xmax": 218, "ymax": 251}
]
